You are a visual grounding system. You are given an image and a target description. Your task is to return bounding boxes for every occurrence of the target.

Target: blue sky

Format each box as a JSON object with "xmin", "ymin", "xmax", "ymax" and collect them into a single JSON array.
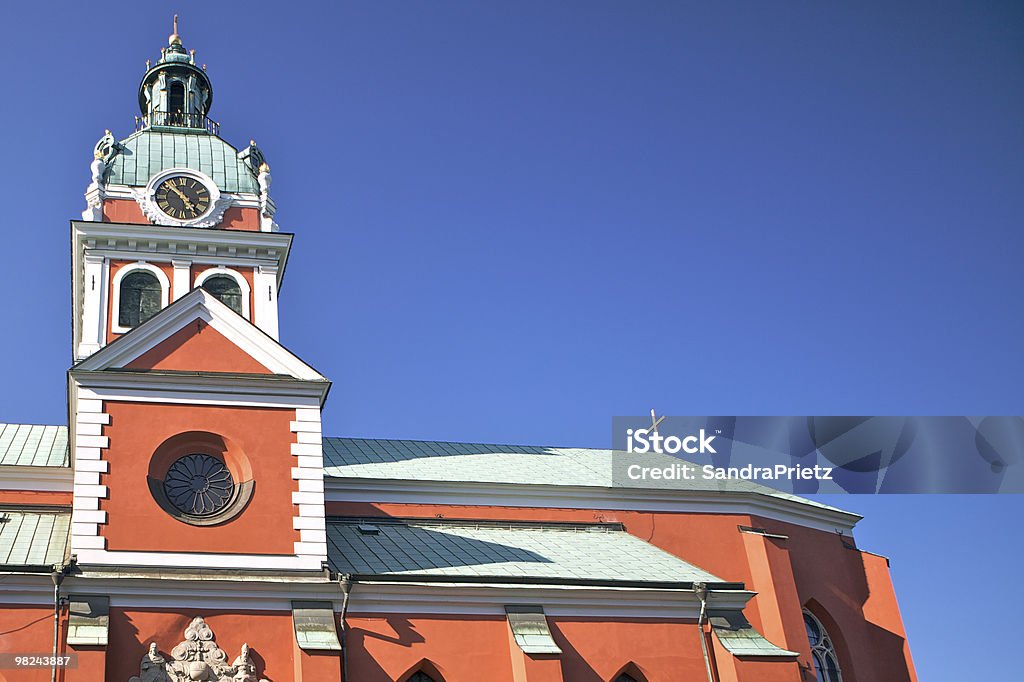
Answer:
[{"xmin": 1, "ymin": 2, "xmax": 1021, "ymax": 679}]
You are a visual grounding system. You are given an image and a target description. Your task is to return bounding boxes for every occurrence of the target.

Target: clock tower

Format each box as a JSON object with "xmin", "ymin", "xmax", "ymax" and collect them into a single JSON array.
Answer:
[{"xmin": 68, "ymin": 20, "xmax": 331, "ymax": 578}]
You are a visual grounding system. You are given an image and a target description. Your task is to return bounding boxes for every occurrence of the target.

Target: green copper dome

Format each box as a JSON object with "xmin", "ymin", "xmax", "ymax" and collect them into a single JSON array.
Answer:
[
  {"xmin": 106, "ymin": 129, "xmax": 261, "ymax": 194},
  {"xmin": 95, "ymin": 17, "xmax": 266, "ymax": 195}
]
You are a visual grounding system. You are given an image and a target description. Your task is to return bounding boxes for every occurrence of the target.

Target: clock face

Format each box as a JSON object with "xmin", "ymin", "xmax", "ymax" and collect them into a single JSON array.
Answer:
[{"xmin": 154, "ymin": 176, "xmax": 211, "ymax": 221}]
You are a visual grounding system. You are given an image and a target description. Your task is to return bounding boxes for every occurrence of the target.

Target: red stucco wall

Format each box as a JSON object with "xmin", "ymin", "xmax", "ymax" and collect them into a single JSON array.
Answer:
[
  {"xmin": 102, "ymin": 199, "xmax": 260, "ymax": 231},
  {"xmin": 100, "ymin": 401, "xmax": 299, "ymax": 555},
  {"xmin": 125, "ymin": 322, "xmax": 272, "ymax": 374},
  {"xmin": 328, "ymin": 500, "xmax": 917, "ymax": 681}
]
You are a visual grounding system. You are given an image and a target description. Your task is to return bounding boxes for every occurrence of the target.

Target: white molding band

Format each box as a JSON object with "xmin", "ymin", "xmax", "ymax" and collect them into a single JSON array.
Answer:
[
  {"xmin": 344, "ymin": 582, "xmax": 752, "ymax": 619},
  {"xmin": 74, "ymin": 382, "xmax": 323, "ymax": 410},
  {"xmin": 0, "ymin": 466, "xmax": 73, "ymax": 491},
  {"xmin": 0, "ymin": 574, "xmax": 752, "ymax": 619},
  {"xmin": 72, "ymin": 549, "xmax": 325, "ymax": 571}
]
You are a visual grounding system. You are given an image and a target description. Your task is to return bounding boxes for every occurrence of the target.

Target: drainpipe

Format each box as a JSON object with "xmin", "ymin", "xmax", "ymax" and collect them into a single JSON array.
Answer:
[
  {"xmin": 338, "ymin": 574, "xmax": 352, "ymax": 682},
  {"xmin": 694, "ymin": 582, "xmax": 717, "ymax": 682},
  {"xmin": 50, "ymin": 564, "xmax": 68, "ymax": 682}
]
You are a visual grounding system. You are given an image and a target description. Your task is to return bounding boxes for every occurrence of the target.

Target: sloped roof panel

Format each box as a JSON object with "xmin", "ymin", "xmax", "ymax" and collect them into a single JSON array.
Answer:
[
  {"xmin": 321, "ymin": 437, "xmax": 847, "ymax": 515},
  {"xmin": 327, "ymin": 519, "xmax": 723, "ymax": 585},
  {"xmin": 0, "ymin": 424, "xmax": 69, "ymax": 467},
  {"xmin": 0, "ymin": 509, "xmax": 71, "ymax": 567}
]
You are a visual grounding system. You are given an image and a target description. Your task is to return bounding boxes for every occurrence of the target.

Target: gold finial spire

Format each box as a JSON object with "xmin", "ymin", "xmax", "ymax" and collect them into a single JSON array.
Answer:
[{"xmin": 169, "ymin": 14, "xmax": 182, "ymax": 46}]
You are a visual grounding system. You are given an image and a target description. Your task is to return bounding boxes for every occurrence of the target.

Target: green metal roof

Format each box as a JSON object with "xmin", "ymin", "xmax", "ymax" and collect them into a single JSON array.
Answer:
[
  {"xmin": 326, "ymin": 518, "xmax": 724, "ymax": 585},
  {"xmin": 709, "ymin": 610, "xmax": 799, "ymax": 658},
  {"xmin": 0, "ymin": 424, "xmax": 69, "ymax": 467},
  {"xmin": 0, "ymin": 509, "xmax": 71, "ymax": 567},
  {"xmin": 321, "ymin": 438, "xmax": 849, "ymax": 516},
  {"xmin": 106, "ymin": 129, "xmax": 259, "ymax": 193}
]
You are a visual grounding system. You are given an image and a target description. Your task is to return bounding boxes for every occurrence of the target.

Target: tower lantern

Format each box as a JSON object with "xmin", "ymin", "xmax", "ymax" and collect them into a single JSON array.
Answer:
[{"xmin": 137, "ymin": 15, "xmax": 214, "ymax": 131}]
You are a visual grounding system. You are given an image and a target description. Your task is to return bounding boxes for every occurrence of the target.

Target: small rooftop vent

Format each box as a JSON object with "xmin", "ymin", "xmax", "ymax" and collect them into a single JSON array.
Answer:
[{"xmin": 356, "ymin": 524, "xmax": 381, "ymax": 536}]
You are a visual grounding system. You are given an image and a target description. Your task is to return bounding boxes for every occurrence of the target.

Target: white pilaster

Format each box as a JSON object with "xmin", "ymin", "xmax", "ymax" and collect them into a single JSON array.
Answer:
[
  {"xmin": 78, "ymin": 253, "xmax": 108, "ymax": 359},
  {"xmin": 171, "ymin": 259, "xmax": 192, "ymax": 301},
  {"xmin": 253, "ymin": 264, "xmax": 279, "ymax": 339}
]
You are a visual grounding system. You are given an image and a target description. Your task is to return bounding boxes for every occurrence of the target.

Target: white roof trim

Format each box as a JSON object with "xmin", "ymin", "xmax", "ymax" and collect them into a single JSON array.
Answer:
[
  {"xmin": 0, "ymin": 574, "xmax": 754, "ymax": 619},
  {"xmin": 74, "ymin": 288, "xmax": 326, "ymax": 382},
  {"xmin": 324, "ymin": 477, "xmax": 860, "ymax": 534}
]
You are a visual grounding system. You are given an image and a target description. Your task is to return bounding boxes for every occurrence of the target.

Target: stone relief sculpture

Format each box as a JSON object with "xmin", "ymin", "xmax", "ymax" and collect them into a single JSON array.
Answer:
[
  {"xmin": 129, "ymin": 616, "xmax": 267, "ymax": 682},
  {"xmin": 93, "ymin": 129, "xmax": 121, "ymax": 167}
]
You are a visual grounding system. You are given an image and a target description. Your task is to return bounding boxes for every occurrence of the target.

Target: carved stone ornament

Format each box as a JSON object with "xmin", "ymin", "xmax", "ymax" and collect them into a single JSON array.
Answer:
[
  {"xmin": 132, "ymin": 168, "xmax": 232, "ymax": 228},
  {"xmin": 129, "ymin": 616, "xmax": 268, "ymax": 682}
]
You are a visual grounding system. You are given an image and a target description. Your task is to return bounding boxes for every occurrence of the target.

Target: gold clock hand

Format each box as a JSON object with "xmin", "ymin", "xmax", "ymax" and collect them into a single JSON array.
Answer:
[{"xmin": 168, "ymin": 184, "xmax": 197, "ymax": 211}]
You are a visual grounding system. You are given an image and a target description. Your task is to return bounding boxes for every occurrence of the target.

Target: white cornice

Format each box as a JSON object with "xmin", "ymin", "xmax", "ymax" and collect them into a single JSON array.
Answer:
[
  {"xmin": 71, "ymin": 372, "xmax": 328, "ymax": 409},
  {"xmin": 324, "ymin": 477, "xmax": 860, "ymax": 534},
  {"xmin": 73, "ymin": 221, "xmax": 293, "ymax": 271},
  {"xmin": 0, "ymin": 572, "xmax": 753, "ymax": 618},
  {"xmin": 0, "ymin": 465, "xmax": 72, "ymax": 491},
  {"xmin": 345, "ymin": 581, "xmax": 753, "ymax": 618}
]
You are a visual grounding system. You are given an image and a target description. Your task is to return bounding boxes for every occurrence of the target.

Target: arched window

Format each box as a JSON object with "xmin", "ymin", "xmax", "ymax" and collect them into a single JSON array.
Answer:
[
  {"xmin": 407, "ymin": 673, "xmax": 439, "ymax": 682},
  {"xmin": 118, "ymin": 270, "xmax": 162, "ymax": 328},
  {"xmin": 202, "ymin": 275, "xmax": 244, "ymax": 315},
  {"xmin": 611, "ymin": 663, "xmax": 647, "ymax": 682},
  {"xmin": 168, "ymin": 81, "xmax": 185, "ymax": 113},
  {"xmin": 804, "ymin": 610, "xmax": 842, "ymax": 682}
]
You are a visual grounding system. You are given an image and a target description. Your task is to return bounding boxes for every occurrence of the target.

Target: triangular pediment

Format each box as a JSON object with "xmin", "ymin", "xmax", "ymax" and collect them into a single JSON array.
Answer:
[{"xmin": 74, "ymin": 288, "xmax": 326, "ymax": 382}]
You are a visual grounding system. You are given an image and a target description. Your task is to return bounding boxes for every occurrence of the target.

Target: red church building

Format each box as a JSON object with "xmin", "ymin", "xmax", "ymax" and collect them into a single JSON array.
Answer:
[{"xmin": 0, "ymin": 24, "xmax": 916, "ymax": 682}]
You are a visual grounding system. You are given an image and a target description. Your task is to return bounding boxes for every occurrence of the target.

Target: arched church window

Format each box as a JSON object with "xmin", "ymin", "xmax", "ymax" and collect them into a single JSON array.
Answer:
[
  {"xmin": 804, "ymin": 610, "xmax": 843, "ymax": 682},
  {"xmin": 169, "ymin": 81, "xmax": 185, "ymax": 115},
  {"xmin": 202, "ymin": 275, "xmax": 244, "ymax": 315},
  {"xmin": 615, "ymin": 675, "xmax": 638, "ymax": 682},
  {"xmin": 408, "ymin": 673, "xmax": 440, "ymax": 682},
  {"xmin": 118, "ymin": 270, "xmax": 162, "ymax": 329}
]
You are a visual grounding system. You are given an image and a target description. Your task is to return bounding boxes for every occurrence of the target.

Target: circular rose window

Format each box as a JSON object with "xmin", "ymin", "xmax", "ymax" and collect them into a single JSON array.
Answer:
[{"xmin": 163, "ymin": 454, "xmax": 235, "ymax": 517}]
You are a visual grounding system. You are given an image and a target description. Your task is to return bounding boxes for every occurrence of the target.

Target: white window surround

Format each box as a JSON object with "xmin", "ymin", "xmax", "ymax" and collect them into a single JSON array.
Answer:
[
  {"xmin": 110, "ymin": 261, "xmax": 171, "ymax": 334},
  {"xmin": 194, "ymin": 266, "xmax": 252, "ymax": 319}
]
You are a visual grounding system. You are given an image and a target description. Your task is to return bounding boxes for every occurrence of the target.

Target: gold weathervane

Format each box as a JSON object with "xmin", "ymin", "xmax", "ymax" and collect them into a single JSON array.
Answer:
[{"xmin": 169, "ymin": 14, "xmax": 182, "ymax": 46}]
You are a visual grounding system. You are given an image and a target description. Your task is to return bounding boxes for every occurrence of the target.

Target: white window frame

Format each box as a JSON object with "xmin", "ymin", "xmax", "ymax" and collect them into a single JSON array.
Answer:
[
  {"xmin": 110, "ymin": 262, "xmax": 171, "ymax": 334},
  {"xmin": 194, "ymin": 266, "xmax": 251, "ymax": 319}
]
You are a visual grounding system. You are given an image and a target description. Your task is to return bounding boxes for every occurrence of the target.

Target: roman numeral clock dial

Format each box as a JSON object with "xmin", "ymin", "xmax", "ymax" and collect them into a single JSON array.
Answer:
[{"xmin": 154, "ymin": 176, "xmax": 211, "ymax": 221}]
